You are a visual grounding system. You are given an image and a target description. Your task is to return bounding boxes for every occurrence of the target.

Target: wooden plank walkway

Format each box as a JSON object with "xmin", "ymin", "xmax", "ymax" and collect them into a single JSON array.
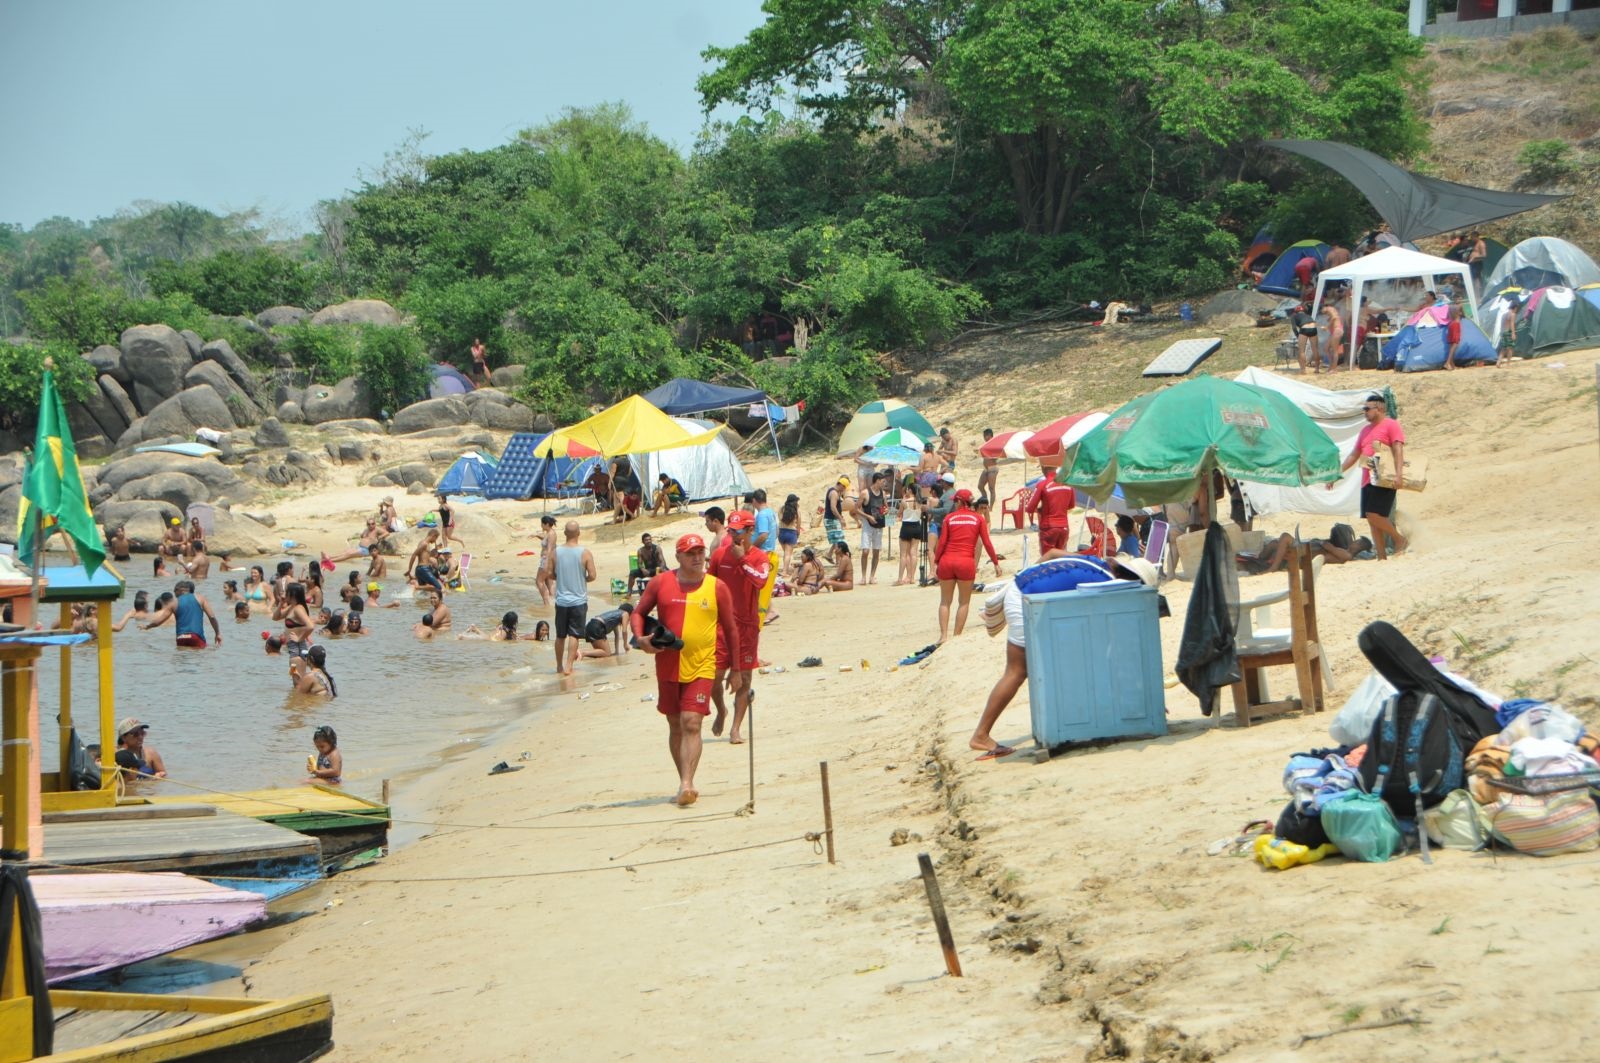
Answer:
[
  {"xmin": 42, "ymin": 804, "xmax": 320, "ymax": 874},
  {"xmin": 147, "ymin": 784, "xmax": 389, "ymax": 829}
]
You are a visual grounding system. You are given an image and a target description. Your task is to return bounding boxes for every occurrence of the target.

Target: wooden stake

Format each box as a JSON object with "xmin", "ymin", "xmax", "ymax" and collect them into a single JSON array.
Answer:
[
  {"xmin": 381, "ymin": 778, "xmax": 391, "ymax": 807},
  {"xmin": 819, "ymin": 760, "xmax": 836, "ymax": 864},
  {"xmin": 745, "ymin": 695, "xmax": 755, "ymax": 812},
  {"xmin": 917, "ymin": 852, "xmax": 963, "ymax": 977}
]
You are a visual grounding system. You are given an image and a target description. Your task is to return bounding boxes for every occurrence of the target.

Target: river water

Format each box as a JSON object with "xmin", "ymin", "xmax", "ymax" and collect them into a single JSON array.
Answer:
[{"xmin": 34, "ymin": 565, "xmax": 580, "ymax": 808}]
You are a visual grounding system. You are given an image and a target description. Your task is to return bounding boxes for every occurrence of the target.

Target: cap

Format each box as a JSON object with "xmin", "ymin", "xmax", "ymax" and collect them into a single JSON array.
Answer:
[
  {"xmin": 941, "ymin": 472, "xmax": 957, "ymax": 484},
  {"xmin": 367, "ymin": 581, "xmax": 380, "ymax": 592},
  {"xmin": 117, "ymin": 717, "xmax": 148, "ymax": 740},
  {"xmin": 837, "ymin": 475, "xmax": 850, "ymax": 486},
  {"xmin": 170, "ymin": 517, "xmax": 181, "ymax": 525},
  {"xmin": 727, "ymin": 510, "xmax": 755, "ymax": 531},
  {"xmin": 675, "ymin": 533, "xmax": 707, "ymax": 554},
  {"xmin": 1110, "ymin": 557, "xmax": 1160, "ymax": 588},
  {"xmin": 953, "ymin": 488, "xmax": 974, "ymax": 504}
]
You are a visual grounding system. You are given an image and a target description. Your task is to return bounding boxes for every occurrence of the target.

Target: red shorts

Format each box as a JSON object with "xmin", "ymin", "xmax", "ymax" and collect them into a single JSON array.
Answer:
[
  {"xmin": 1039, "ymin": 526, "xmax": 1068, "ymax": 553},
  {"xmin": 176, "ymin": 633, "xmax": 207, "ymax": 648},
  {"xmin": 936, "ymin": 556, "xmax": 976, "ymax": 583},
  {"xmin": 715, "ymin": 623, "xmax": 761, "ymax": 671},
  {"xmin": 656, "ymin": 677, "xmax": 713, "ymax": 716}
]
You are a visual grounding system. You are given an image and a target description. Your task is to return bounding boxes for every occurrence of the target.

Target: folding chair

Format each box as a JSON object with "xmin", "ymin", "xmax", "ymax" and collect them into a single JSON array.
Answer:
[
  {"xmin": 1144, "ymin": 518, "xmax": 1171, "ymax": 576},
  {"xmin": 449, "ymin": 552, "xmax": 472, "ymax": 592}
]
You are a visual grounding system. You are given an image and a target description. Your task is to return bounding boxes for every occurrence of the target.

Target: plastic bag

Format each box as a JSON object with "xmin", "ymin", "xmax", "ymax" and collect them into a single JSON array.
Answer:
[
  {"xmin": 1330, "ymin": 671, "xmax": 1396, "ymax": 746},
  {"xmin": 1321, "ymin": 793, "xmax": 1403, "ymax": 863},
  {"xmin": 1423, "ymin": 790, "xmax": 1489, "ymax": 850},
  {"xmin": 1497, "ymin": 705, "xmax": 1585, "ymax": 747}
]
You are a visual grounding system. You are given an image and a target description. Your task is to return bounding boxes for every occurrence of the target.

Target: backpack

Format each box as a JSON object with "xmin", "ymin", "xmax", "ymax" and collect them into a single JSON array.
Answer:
[
  {"xmin": 1358, "ymin": 692, "xmax": 1465, "ymax": 816},
  {"xmin": 1357, "ymin": 621, "xmax": 1499, "ymax": 751}
]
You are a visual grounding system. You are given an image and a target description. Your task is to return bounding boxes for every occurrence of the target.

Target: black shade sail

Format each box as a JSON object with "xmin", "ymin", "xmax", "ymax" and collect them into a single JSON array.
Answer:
[{"xmin": 1264, "ymin": 139, "xmax": 1566, "ymax": 243}]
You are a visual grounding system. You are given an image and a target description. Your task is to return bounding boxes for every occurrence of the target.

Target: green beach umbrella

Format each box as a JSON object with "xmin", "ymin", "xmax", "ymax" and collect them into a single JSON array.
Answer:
[
  {"xmin": 1063, "ymin": 375, "xmax": 1341, "ymax": 508},
  {"xmin": 836, "ymin": 399, "xmax": 936, "ymax": 455}
]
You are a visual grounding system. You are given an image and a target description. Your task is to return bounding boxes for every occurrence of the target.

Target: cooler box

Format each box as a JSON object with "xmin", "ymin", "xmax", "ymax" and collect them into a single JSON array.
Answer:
[{"xmin": 1022, "ymin": 581, "xmax": 1167, "ymax": 747}]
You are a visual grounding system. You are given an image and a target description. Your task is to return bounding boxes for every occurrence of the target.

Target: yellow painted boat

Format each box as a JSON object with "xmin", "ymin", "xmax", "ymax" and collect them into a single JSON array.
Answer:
[{"xmin": 41, "ymin": 990, "xmax": 333, "ymax": 1062}]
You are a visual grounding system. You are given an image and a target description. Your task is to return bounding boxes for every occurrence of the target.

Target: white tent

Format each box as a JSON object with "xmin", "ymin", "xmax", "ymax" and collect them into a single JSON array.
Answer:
[
  {"xmin": 633, "ymin": 417, "xmax": 753, "ymax": 506},
  {"xmin": 1233, "ymin": 367, "xmax": 1369, "ymax": 518},
  {"xmin": 1314, "ymin": 246, "xmax": 1477, "ymax": 368}
]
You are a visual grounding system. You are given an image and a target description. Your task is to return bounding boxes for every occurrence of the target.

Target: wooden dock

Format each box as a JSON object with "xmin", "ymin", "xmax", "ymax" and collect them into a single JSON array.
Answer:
[
  {"xmin": 147, "ymin": 785, "xmax": 391, "ymax": 872},
  {"xmin": 39, "ymin": 804, "xmax": 322, "ymax": 900}
]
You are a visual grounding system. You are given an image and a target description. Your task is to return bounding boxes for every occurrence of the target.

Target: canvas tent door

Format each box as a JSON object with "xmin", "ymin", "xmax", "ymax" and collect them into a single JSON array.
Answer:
[{"xmin": 634, "ymin": 418, "xmax": 752, "ymax": 505}]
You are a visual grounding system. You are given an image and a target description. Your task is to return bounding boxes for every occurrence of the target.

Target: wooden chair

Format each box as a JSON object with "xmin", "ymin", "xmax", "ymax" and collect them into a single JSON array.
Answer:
[{"xmin": 1229, "ymin": 544, "xmax": 1328, "ymax": 727}]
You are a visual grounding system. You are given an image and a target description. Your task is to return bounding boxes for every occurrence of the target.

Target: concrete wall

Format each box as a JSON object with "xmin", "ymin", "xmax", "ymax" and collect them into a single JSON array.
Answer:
[{"xmin": 1426, "ymin": 8, "xmax": 1600, "ymax": 37}]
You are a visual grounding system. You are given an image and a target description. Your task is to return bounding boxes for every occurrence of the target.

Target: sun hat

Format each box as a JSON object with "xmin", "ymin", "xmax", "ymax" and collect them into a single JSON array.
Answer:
[
  {"xmin": 1110, "ymin": 557, "xmax": 1160, "ymax": 588},
  {"xmin": 727, "ymin": 510, "xmax": 755, "ymax": 530},
  {"xmin": 676, "ymin": 533, "xmax": 707, "ymax": 553},
  {"xmin": 117, "ymin": 717, "xmax": 148, "ymax": 740}
]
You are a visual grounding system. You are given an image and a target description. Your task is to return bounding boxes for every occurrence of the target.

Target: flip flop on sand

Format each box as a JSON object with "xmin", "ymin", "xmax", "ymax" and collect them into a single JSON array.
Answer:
[
  {"xmin": 975, "ymin": 745, "xmax": 1017, "ymax": 762},
  {"xmin": 488, "ymin": 761, "xmax": 524, "ymax": 776}
]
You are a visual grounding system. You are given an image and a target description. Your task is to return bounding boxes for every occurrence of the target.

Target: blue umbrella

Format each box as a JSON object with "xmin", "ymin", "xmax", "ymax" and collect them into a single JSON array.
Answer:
[{"xmin": 861, "ymin": 444, "xmax": 922, "ymax": 465}]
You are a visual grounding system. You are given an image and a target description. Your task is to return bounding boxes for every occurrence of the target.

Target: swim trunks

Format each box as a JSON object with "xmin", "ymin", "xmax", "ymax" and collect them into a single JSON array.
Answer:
[
  {"xmin": 175, "ymin": 633, "xmax": 207, "ymax": 649},
  {"xmin": 655, "ymin": 677, "xmax": 714, "ymax": 716}
]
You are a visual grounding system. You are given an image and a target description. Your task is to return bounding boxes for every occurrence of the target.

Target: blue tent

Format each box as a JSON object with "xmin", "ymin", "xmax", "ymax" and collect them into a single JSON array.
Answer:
[
  {"xmin": 1256, "ymin": 240, "xmax": 1331, "ymax": 296},
  {"xmin": 429, "ymin": 363, "xmax": 477, "ymax": 398},
  {"xmin": 1382, "ymin": 319, "xmax": 1496, "ymax": 372},
  {"xmin": 640, "ymin": 377, "xmax": 784, "ymax": 461},
  {"xmin": 436, "ymin": 452, "xmax": 497, "ymax": 495}
]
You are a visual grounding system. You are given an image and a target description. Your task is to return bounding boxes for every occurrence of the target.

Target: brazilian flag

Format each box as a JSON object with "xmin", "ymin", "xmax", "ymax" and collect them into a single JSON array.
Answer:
[{"xmin": 17, "ymin": 369, "xmax": 104, "ymax": 576}]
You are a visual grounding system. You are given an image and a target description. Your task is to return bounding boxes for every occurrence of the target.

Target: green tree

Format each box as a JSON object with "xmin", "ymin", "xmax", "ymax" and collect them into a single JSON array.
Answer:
[
  {"xmin": 148, "ymin": 247, "xmax": 318, "ymax": 316},
  {"xmin": 357, "ymin": 325, "xmax": 432, "ymax": 413}
]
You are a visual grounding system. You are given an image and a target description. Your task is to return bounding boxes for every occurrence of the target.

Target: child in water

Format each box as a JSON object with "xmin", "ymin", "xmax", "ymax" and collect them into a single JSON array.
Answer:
[{"xmin": 306, "ymin": 725, "xmax": 342, "ymax": 784}]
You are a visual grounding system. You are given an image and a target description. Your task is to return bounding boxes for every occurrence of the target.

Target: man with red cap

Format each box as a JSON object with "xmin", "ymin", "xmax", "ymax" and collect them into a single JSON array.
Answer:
[
  {"xmin": 632, "ymin": 533, "xmax": 739, "ymax": 807},
  {"xmin": 710, "ymin": 510, "xmax": 770, "ymax": 745},
  {"xmin": 1026, "ymin": 471, "xmax": 1076, "ymax": 555}
]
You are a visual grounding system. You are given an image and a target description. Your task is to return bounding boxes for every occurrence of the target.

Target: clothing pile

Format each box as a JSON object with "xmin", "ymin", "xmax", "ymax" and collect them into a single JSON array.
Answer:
[{"xmin": 1257, "ymin": 621, "xmax": 1600, "ymax": 867}]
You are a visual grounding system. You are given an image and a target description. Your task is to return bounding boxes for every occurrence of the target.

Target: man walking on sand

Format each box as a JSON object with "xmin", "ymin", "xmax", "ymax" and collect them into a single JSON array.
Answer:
[
  {"xmin": 632, "ymin": 534, "xmax": 738, "ymax": 807},
  {"xmin": 710, "ymin": 511, "xmax": 769, "ymax": 744},
  {"xmin": 544, "ymin": 521, "xmax": 596, "ymax": 676},
  {"xmin": 859, "ymin": 471, "xmax": 888, "ymax": 584}
]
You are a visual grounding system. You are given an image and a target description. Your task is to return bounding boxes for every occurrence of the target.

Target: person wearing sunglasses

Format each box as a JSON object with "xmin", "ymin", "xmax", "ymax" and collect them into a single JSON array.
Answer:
[{"xmin": 1332, "ymin": 394, "xmax": 1408, "ymax": 561}]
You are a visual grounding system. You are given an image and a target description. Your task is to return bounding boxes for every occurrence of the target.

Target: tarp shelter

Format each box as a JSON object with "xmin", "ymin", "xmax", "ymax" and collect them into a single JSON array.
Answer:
[
  {"xmin": 428, "ymin": 363, "xmax": 476, "ymax": 398},
  {"xmin": 1381, "ymin": 318, "xmax": 1497, "ymax": 371},
  {"xmin": 1256, "ymin": 240, "xmax": 1330, "ymax": 296},
  {"xmin": 1313, "ymin": 246, "xmax": 1478, "ymax": 369},
  {"xmin": 540, "ymin": 396, "xmax": 722, "ymax": 461},
  {"xmin": 1231, "ymin": 367, "xmax": 1373, "ymax": 518},
  {"xmin": 641, "ymin": 377, "xmax": 786, "ymax": 461},
  {"xmin": 836, "ymin": 399, "xmax": 936, "ymax": 455},
  {"xmin": 436, "ymin": 451, "xmax": 497, "ymax": 495},
  {"xmin": 1264, "ymin": 139, "xmax": 1567, "ymax": 242},
  {"xmin": 1515, "ymin": 287, "xmax": 1600, "ymax": 358},
  {"xmin": 634, "ymin": 418, "xmax": 753, "ymax": 506},
  {"xmin": 1481, "ymin": 237, "xmax": 1600, "ymax": 304}
]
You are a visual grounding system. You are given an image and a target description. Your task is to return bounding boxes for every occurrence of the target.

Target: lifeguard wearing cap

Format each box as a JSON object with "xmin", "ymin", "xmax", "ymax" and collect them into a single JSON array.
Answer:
[
  {"xmin": 676, "ymin": 533, "xmax": 706, "ymax": 554},
  {"xmin": 726, "ymin": 511, "xmax": 755, "ymax": 531}
]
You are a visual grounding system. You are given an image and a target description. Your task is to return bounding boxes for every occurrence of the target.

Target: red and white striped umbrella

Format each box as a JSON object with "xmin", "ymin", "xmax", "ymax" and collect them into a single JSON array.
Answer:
[{"xmin": 978, "ymin": 429, "xmax": 1035, "ymax": 462}]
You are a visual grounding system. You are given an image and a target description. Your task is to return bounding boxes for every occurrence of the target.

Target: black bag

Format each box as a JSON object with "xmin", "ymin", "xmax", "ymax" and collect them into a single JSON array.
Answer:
[
  {"xmin": 1357, "ymin": 337, "xmax": 1380, "ymax": 370},
  {"xmin": 1275, "ymin": 800, "xmax": 1330, "ymax": 848},
  {"xmin": 1358, "ymin": 692, "xmax": 1464, "ymax": 813},
  {"xmin": 1357, "ymin": 621, "xmax": 1499, "ymax": 750}
]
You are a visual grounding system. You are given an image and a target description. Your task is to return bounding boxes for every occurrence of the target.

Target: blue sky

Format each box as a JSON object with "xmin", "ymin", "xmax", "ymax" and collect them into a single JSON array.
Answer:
[{"xmin": 0, "ymin": 0, "xmax": 770, "ymax": 231}]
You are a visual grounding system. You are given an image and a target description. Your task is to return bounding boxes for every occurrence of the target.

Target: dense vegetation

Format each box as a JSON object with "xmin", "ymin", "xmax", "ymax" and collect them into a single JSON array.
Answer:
[{"xmin": 2, "ymin": 0, "xmax": 1439, "ymax": 428}]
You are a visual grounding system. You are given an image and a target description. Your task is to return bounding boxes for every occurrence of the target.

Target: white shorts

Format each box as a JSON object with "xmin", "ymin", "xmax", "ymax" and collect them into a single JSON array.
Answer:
[
  {"xmin": 1004, "ymin": 583, "xmax": 1026, "ymax": 648},
  {"xmin": 860, "ymin": 524, "xmax": 884, "ymax": 551}
]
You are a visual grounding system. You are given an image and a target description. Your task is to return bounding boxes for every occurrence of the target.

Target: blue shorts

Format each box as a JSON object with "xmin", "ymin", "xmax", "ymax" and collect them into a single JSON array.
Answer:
[
  {"xmin": 778, "ymin": 528, "xmax": 798, "ymax": 546},
  {"xmin": 824, "ymin": 519, "xmax": 845, "ymax": 546}
]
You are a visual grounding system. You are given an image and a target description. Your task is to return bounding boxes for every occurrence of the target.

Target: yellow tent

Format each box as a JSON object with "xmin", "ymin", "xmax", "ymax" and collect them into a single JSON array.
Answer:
[{"xmin": 541, "ymin": 395, "xmax": 723, "ymax": 457}]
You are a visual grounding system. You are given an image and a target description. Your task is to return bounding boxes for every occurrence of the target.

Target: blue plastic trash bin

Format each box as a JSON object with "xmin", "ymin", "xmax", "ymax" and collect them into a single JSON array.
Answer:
[{"xmin": 1022, "ymin": 581, "xmax": 1167, "ymax": 748}]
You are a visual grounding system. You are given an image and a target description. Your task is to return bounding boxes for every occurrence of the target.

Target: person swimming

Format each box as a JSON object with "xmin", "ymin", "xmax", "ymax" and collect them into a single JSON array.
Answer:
[{"xmin": 291, "ymin": 644, "xmax": 338, "ymax": 697}]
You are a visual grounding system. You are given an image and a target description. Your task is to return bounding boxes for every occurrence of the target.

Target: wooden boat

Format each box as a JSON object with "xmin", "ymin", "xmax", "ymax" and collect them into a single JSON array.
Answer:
[
  {"xmin": 34, "ymin": 872, "xmax": 266, "ymax": 985},
  {"xmin": 39, "ymin": 804, "xmax": 323, "ymax": 903},
  {"xmin": 42, "ymin": 990, "xmax": 333, "ymax": 1061},
  {"xmin": 146, "ymin": 785, "xmax": 390, "ymax": 874}
]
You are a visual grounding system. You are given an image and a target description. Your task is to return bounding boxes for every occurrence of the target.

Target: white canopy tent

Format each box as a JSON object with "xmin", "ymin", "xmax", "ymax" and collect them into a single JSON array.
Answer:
[
  {"xmin": 1232, "ymin": 366, "xmax": 1369, "ymax": 518},
  {"xmin": 1313, "ymin": 246, "xmax": 1477, "ymax": 369}
]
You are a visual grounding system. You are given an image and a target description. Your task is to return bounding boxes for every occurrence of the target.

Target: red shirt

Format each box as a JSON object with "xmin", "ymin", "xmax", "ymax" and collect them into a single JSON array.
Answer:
[
  {"xmin": 1355, "ymin": 417, "xmax": 1405, "ymax": 487},
  {"xmin": 1026, "ymin": 480, "xmax": 1076, "ymax": 531},
  {"xmin": 632, "ymin": 571, "xmax": 738, "ymax": 683},
  {"xmin": 935, "ymin": 508, "xmax": 1000, "ymax": 567},
  {"xmin": 709, "ymin": 542, "xmax": 769, "ymax": 630},
  {"xmin": 1294, "ymin": 257, "xmax": 1316, "ymax": 285}
]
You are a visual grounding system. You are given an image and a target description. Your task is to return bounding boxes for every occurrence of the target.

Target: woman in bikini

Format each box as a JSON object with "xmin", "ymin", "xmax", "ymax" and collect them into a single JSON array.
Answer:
[
  {"xmin": 303, "ymin": 566, "xmax": 325, "ymax": 610},
  {"xmin": 276, "ymin": 582, "xmax": 315, "ymax": 658},
  {"xmin": 796, "ymin": 548, "xmax": 824, "ymax": 595},
  {"xmin": 895, "ymin": 481, "xmax": 924, "ymax": 586},
  {"xmin": 243, "ymin": 566, "xmax": 269, "ymax": 608},
  {"xmin": 291, "ymin": 644, "xmax": 338, "ymax": 698},
  {"xmin": 822, "ymin": 542, "xmax": 855, "ymax": 592}
]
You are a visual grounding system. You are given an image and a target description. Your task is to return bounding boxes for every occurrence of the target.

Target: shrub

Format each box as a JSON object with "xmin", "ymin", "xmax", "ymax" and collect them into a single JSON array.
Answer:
[
  {"xmin": 0, "ymin": 340, "xmax": 97, "ymax": 429},
  {"xmin": 1516, "ymin": 139, "xmax": 1574, "ymax": 186},
  {"xmin": 357, "ymin": 325, "xmax": 431, "ymax": 414},
  {"xmin": 275, "ymin": 322, "xmax": 363, "ymax": 383}
]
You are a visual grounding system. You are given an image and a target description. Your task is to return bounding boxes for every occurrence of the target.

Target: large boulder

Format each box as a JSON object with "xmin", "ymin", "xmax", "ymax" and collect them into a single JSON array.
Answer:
[
  {"xmin": 391, "ymin": 396, "xmax": 469, "ymax": 434},
  {"xmin": 472, "ymin": 402, "xmax": 535, "ymax": 431},
  {"xmin": 302, "ymin": 376, "xmax": 379, "ymax": 424},
  {"xmin": 98, "ymin": 377, "xmax": 140, "ymax": 428},
  {"xmin": 256, "ymin": 305, "xmax": 310, "ymax": 330},
  {"xmin": 204, "ymin": 509, "xmax": 277, "ymax": 556},
  {"xmin": 277, "ymin": 400, "xmax": 304, "ymax": 424},
  {"xmin": 325, "ymin": 439, "xmax": 381, "ymax": 465},
  {"xmin": 85, "ymin": 344, "xmax": 129, "ymax": 384},
  {"xmin": 116, "ymin": 506, "xmax": 183, "ymax": 552},
  {"xmin": 377, "ymin": 462, "xmax": 437, "ymax": 489},
  {"xmin": 114, "ymin": 470, "xmax": 210, "ymax": 510},
  {"xmin": 317, "ymin": 418, "xmax": 385, "ymax": 435},
  {"xmin": 79, "ymin": 384, "xmax": 130, "ymax": 440},
  {"xmin": 179, "ymin": 330, "xmax": 205, "ymax": 359},
  {"xmin": 184, "ymin": 361, "xmax": 262, "ymax": 425},
  {"xmin": 97, "ymin": 452, "xmax": 251, "ymax": 501},
  {"xmin": 126, "ymin": 386, "xmax": 237, "ymax": 446},
  {"xmin": 64, "ymin": 404, "xmax": 113, "ymax": 458},
  {"xmin": 198, "ymin": 339, "xmax": 257, "ymax": 397},
  {"xmin": 309, "ymin": 299, "xmax": 400, "ymax": 328},
  {"xmin": 254, "ymin": 417, "xmax": 291, "ymax": 448},
  {"xmin": 489, "ymin": 364, "xmax": 525, "ymax": 389},
  {"xmin": 120, "ymin": 324, "xmax": 194, "ymax": 413},
  {"xmin": 0, "ymin": 485, "xmax": 19, "ymax": 544}
]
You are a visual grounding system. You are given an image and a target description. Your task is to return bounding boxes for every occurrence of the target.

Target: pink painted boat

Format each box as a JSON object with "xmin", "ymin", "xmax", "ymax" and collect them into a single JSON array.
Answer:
[{"xmin": 34, "ymin": 871, "xmax": 268, "ymax": 984}]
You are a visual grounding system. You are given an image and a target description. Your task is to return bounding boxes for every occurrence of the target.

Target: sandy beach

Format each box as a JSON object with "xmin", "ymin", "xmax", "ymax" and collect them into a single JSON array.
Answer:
[{"xmin": 196, "ymin": 335, "xmax": 1600, "ymax": 1062}]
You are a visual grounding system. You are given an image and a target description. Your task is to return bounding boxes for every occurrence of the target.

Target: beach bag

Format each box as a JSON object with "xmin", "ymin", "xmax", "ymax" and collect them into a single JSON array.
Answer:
[
  {"xmin": 1359, "ymin": 692, "xmax": 1465, "ymax": 816},
  {"xmin": 1322, "ymin": 793, "xmax": 1402, "ymax": 862},
  {"xmin": 1489, "ymin": 791, "xmax": 1600, "ymax": 856},
  {"xmin": 1423, "ymin": 790, "xmax": 1489, "ymax": 850},
  {"xmin": 1275, "ymin": 800, "xmax": 1329, "ymax": 849},
  {"xmin": 1370, "ymin": 450, "xmax": 1427, "ymax": 492}
]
